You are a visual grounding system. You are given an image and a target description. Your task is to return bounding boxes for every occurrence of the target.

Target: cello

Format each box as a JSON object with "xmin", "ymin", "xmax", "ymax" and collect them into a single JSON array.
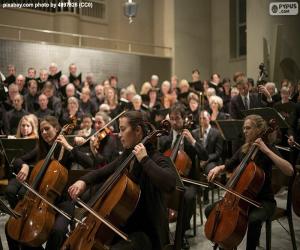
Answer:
[
  {"xmin": 61, "ymin": 121, "xmax": 170, "ymax": 250},
  {"xmin": 205, "ymin": 120, "xmax": 276, "ymax": 249},
  {"xmin": 6, "ymin": 117, "xmax": 77, "ymax": 247},
  {"xmin": 164, "ymin": 115, "xmax": 193, "ymax": 177}
]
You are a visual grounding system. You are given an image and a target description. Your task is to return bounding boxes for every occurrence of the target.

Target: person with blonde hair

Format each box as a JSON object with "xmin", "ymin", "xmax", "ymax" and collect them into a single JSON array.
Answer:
[
  {"xmin": 178, "ymin": 79, "xmax": 190, "ymax": 107},
  {"xmin": 60, "ymin": 96, "xmax": 83, "ymax": 127},
  {"xmin": 105, "ymin": 87, "xmax": 120, "ymax": 118},
  {"xmin": 209, "ymin": 95, "xmax": 229, "ymax": 121},
  {"xmin": 206, "ymin": 114, "xmax": 293, "ymax": 250},
  {"xmin": 140, "ymin": 81, "xmax": 152, "ymax": 103},
  {"xmin": 160, "ymin": 80, "xmax": 174, "ymax": 109},
  {"xmin": 15, "ymin": 115, "xmax": 39, "ymax": 139}
]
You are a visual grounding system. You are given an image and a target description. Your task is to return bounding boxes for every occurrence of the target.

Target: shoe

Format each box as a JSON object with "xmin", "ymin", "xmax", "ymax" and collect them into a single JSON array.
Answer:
[{"xmin": 182, "ymin": 236, "xmax": 190, "ymax": 250}]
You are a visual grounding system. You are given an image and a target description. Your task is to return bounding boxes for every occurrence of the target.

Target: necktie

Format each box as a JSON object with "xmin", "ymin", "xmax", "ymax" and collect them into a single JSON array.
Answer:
[
  {"xmin": 172, "ymin": 134, "xmax": 180, "ymax": 149},
  {"xmin": 203, "ymin": 130, "xmax": 208, "ymax": 147},
  {"xmin": 244, "ymin": 96, "xmax": 249, "ymax": 110}
]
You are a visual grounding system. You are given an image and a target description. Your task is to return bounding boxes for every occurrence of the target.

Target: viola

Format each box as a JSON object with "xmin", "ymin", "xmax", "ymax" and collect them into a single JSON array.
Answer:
[
  {"xmin": 61, "ymin": 121, "xmax": 170, "ymax": 250},
  {"xmin": 6, "ymin": 118, "xmax": 77, "ymax": 247},
  {"xmin": 205, "ymin": 119, "xmax": 276, "ymax": 249}
]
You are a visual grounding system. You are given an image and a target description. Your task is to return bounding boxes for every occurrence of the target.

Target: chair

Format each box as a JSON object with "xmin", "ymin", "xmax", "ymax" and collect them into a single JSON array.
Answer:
[
  {"xmin": 164, "ymin": 186, "xmax": 185, "ymax": 250},
  {"xmin": 265, "ymin": 165, "xmax": 297, "ymax": 250}
]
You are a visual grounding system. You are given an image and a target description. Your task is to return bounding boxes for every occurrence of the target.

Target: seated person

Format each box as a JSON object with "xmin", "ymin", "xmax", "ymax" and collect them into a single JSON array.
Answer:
[{"xmin": 205, "ymin": 114, "xmax": 294, "ymax": 250}]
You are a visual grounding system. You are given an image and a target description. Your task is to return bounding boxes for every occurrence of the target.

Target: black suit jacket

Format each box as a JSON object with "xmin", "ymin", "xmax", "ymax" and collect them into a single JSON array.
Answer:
[
  {"xmin": 230, "ymin": 93, "xmax": 264, "ymax": 119},
  {"xmin": 192, "ymin": 127, "xmax": 223, "ymax": 164}
]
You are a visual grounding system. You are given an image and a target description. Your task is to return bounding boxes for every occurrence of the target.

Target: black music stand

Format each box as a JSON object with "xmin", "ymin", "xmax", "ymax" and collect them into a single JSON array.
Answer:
[
  {"xmin": 0, "ymin": 138, "xmax": 37, "ymax": 174},
  {"xmin": 242, "ymin": 107, "xmax": 289, "ymax": 129},
  {"xmin": 214, "ymin": 119, "xmax": 244, "ymax": 141}
]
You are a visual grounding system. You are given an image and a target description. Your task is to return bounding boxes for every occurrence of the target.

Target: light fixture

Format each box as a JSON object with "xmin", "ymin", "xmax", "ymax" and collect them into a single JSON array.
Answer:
[{"xmin": 124, "ymin": 0, "xmax": 138, "ymax": 24}]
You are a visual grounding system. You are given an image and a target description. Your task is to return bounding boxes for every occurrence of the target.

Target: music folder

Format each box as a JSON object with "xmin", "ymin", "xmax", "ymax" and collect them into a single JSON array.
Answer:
[
  {"xmin": 214, "ymin": 119, "xmax": 244, "ymax": 141},
  {"xmin": 242, "ymin": 107, "xmax": 289, "ymax": 129}
]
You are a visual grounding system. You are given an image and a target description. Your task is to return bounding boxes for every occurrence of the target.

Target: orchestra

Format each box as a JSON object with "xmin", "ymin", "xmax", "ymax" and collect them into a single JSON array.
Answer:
[{"xmin": 0, "ymin": 63, "xmax": 299, "ymax": 250}]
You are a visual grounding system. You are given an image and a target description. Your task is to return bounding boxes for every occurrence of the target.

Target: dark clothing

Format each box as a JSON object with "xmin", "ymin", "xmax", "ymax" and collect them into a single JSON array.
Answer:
[
  {"xmin": 273, "ymin": 101, "xmax": 296, "ymax": 125},
  {"xmin": 220, "ymin": 93, "xmax": 231, "ymax": 114},
  {"xmin": 2, "ymin": 99, "xmax": 14, "ymax": 112},
  {"xmin": 262, "ymin": 93, "xmax": 281, "ymax": 107},
  {"xmin": 158, "ymin": 130, "xmax": 208, "ymax": 180},
  {"xmin": 59, "ymin": 110, "xmax": 83, "ymax": 128},
  {"xmin": 35, "ymin": 108, "xmax": 54, "ymax": 119},
  {"xmin": 230, "ymin": 93, "xmax": 264, "ymax": 119},
  {"xmin": 4, "ymin": 74, "xmax": 16, "ymax": 86},
  {"xmin": 189, "ymin": 80, "xmax": 203, "ymax": 92},
  {"xmin": 79, "ymin": 148, "xmax": 176, "ymax": 250},
  {"xmin": 36, "ymin": 79, "xmax": 47, "ymax": 92},
  {"xmin": 186, "ymin": 108, "xmax": 199, "ymax": 130},
  {"xmin": 24, "ymin": 93, "xmax": 39, "ymax": 113},
  {"xmin": 91, "ymin": 96, "xmax": 104, "ymax": 108},
  {"xmin": 192, "ymin": 127, "xmax": 224, "ymax": 174},
  {"xmin": 71, "ymin": 134, "xmax": 120, "ymax": 169},
  {"xmin": 48, "ymin": 96, "xmax": 62, "ymax": 117},
  {"xmin": 5, "ymin": 109, "xmax": 28, "ymax": 135},
  {"xmin": 289, "ymin": 102, "xmax": 300, "ymax": 137},
  {"xmin": 79, "ymin": 99, "xmax": 98, "ymax": 116}
]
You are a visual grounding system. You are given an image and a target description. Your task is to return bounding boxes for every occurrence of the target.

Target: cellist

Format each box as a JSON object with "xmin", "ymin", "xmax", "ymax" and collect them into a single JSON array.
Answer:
[
  {"xmin": 5, "ymin": 116, "xmax": 77, "ymax": 250},
  {"xmin": 206, "ymin": 114, "xmax": 294, "ymax": 250},
  {"xmin": 158, "ymin": 104, "xmax": 208, "ymax": 250},
  {"xmin": 67, "ymin": 110, "xmax": 176, "ymax": 250}
]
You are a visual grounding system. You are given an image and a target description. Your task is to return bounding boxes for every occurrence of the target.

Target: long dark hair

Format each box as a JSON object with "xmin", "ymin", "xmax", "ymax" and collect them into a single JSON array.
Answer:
[
  {"xmin": 38, "ymin": 116, "xmax": 61, "ymax": 160},
  {"xmin": 120, "ymin": 111, "xmax": 150, "ymax": 137}
]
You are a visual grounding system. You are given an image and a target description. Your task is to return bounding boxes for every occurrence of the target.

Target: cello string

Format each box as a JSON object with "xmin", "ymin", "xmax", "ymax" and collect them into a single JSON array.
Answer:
[
  {"xmin": 203, "ymin": 174, "xmax": 261, "ymax": 208},
  {"xmin": 76, "ymin": 198, "xmax": 130, "ymax": 242},
  {"xmin": 13, "ymin": 173, "xmax": 84, "ymax": 225},
  {"xmin": 212, "ymin": 180, "xmax": 261, "ymax": 208}
]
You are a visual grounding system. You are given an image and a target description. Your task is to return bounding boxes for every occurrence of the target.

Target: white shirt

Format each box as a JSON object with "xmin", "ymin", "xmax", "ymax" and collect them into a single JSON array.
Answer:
[{"xmin": 203, "ymin": 124, "xmax": 211, "ymax": 147}]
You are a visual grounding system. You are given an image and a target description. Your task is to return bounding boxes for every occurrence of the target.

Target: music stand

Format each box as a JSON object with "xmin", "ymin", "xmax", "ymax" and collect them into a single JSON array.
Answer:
[
  {"xmin": 214, "ymin": 120, "xmax": 244, "ymax": 141},
  {"xmin": 242, "ymin": 107, "xmax": 289, "ymax": 129},
  {"xmin": 0, "ymin": 138, "xmax": 37, "ymax": 173}
]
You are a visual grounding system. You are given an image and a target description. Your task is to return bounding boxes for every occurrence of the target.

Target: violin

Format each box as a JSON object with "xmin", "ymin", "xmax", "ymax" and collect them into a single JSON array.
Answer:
[
  {"xmin": 204, "ymin": 119, "xmax": 277, "ymax": 249},
  {"xmin": 61, "ymin": 120, "xmax": 170, "ymax": 250},
  {"xmin": 92, "ymin": 127, "xmax": 112, "ymax": 151},
  {"xmin": 6, "ymin": 118, "xmax": 77, "ymax": 247}
]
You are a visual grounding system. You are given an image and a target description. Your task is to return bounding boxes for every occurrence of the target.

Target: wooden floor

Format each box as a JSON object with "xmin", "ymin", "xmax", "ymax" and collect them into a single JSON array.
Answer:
[{"xmin": 0, "ymin": 188, "xmax": 299, "ymax": 249}]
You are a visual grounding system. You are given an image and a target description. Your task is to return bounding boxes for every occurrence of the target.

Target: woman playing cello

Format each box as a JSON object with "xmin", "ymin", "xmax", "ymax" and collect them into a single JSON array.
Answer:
[
  {"xmin": 5, "ymin": 116, "xmax": 77, "ymax": 250},
  {"xmin": 67, "ymin": 111, "xmax": 176, "ymax": 250},
  {"xmin": 205, "ymin": 115, "xmax": 294, "ymax": 250}
]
